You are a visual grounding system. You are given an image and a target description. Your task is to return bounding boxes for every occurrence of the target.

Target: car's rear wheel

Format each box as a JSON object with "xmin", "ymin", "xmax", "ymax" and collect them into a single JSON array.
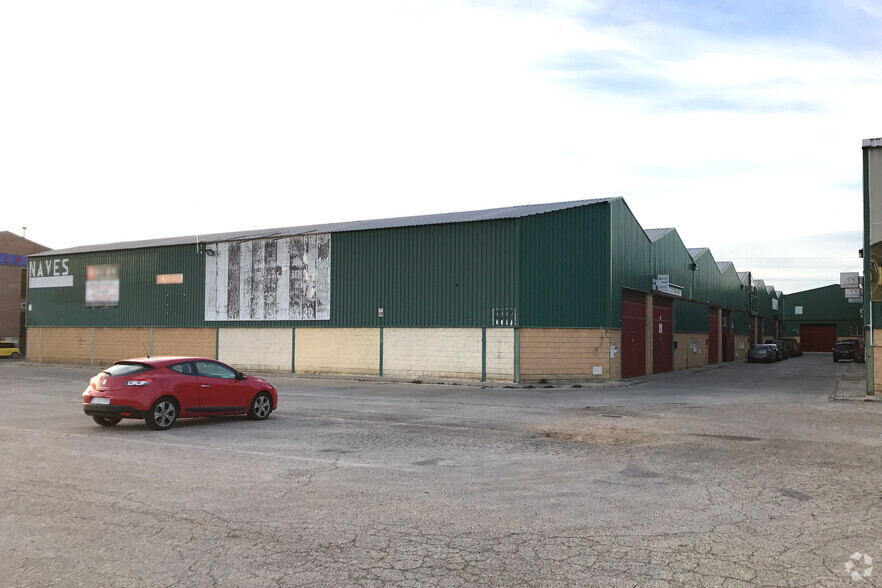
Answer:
[
  {"xmin": 146, "ymin": 398, "xmax": 178, "ymax": 430},
  {"xmin": 10, "ymin": 352, "xmax": 19, "ymax": 359},
  {"xmin": 247, "ymin": 392, "xmax": 272, "ymax": 421},
  {"xmin": 92, "ymin": 415, "xmax": 122, "ymax": 426}
]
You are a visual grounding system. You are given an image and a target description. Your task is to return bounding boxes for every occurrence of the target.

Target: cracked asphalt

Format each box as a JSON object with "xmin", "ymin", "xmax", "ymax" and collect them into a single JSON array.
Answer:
[{"xmin": 1, "ymin": 354, "xmax": 880, "ymax": 587}]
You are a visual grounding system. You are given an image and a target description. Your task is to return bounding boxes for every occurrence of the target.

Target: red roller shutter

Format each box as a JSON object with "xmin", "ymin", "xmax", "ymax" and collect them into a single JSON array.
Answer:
[
  {"xmin": 622, "ymin": 289, "xmax": 646, "ymax": 378},
  {"xmin": 800, "ymin": 324, "xmax": 837, "ymax": 352}
]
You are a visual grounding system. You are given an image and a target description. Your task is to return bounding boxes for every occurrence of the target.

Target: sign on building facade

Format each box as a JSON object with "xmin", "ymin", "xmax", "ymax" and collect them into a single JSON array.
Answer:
[{"xmin": 204, "ymin": 234, "xmax": 331, "ymax": 321}]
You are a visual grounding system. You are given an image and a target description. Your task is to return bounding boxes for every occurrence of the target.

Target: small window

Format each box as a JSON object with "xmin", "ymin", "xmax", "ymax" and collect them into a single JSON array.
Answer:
[
  {"xmin": 103, "ymin": 362, "xmax": 154, "ymax": 376},
  {"xmin": 195, "ymin": 361, "xmax": 236, "ymax": 379},
  {"xmin": 169, "ymin": 363, "xmax": 195, "ymax": 375},
  {"xmin": 0, "ymin": 342, "xmax": 12, "ymax": 349}
]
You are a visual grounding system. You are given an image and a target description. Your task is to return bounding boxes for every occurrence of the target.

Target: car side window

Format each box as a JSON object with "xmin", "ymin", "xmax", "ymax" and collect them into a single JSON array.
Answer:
[
  {"xmin": 169, "ymin": 362, "xmax": 196, "ymax": 376},
  {"xmin": 195, "ymin": 361, "xmax": 237, "ymax": 379}
]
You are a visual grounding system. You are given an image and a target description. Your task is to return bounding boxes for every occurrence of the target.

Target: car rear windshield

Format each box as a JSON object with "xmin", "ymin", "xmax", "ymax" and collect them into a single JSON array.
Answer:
[
  {"xmin": 103, "ymin": 362, "xmax": 154, "ymax": 377},
  {"xmin": 835, "ymin": 343, "xmax": 854, "ymax": 350}
]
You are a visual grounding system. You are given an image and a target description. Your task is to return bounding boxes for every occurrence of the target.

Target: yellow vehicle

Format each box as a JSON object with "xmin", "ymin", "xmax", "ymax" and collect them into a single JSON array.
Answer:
[{"xmin": 0, "ymin": 341, "xmax": 21, "ymax": 359}]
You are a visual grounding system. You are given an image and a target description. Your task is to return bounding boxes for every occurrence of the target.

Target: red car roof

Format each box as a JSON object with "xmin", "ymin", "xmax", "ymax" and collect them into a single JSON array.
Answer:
[{"xmin": 115, "ymin": 356, "xmax": 217, "ymax": 368}]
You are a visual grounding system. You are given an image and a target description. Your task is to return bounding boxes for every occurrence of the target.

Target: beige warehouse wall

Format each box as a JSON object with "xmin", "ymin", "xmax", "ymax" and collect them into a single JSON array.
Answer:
[
  {"xmin": 152, "ymin": 328, "xmax": 217, "ymax": 359},
  {"xmin": 31, "ymin": 327, "xmax": 93, "ymax": 364},
  {"xmin": 485, "ymin": 328, "xmax": 515, "ymax": 381},
  {"xmin": 295, "ymin": 328, "xmax": 379, "ymax": 376},
  {"xmin": 218, "ymin": 328, "xmax": 291, "ymax": 371},
  {"xmin": 384, "ymin": 328, "xmax": 482, "ymax": 380},
  {"xmin": 734, "ymin": 335, "xmax": 750, "ymax": 361},
  {"xmin": 26, "ymin": 328, "xmax": 42, "ymax": 362},
  {"xmin": 93, "ymin": 328, "xmax": 151, "ymax": 365},
  {"xmin": 26, "ymin": 327, "xmax": 216, "ymax": 365},
  {"xmin": 520, "ymin": 328, "xmax": 617, "ymax": 381},
  {"xmin": 674, "ymin": 333, "xmax": 709, "ymax": 371}
]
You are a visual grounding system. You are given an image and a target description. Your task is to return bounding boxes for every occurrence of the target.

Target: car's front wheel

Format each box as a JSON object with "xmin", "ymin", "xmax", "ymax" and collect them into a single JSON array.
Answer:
[
  {"xmin": 247, "ymin": 392, "xmax": 272, "ymax": 421},
  {"xmin": 10, "ymin": 352, "xmax": 19, "ymax": 359},
  {"xmin": 92, "ymin": 415, "xmax": 122, "ymax": 426},
  {"xmin": 146, "ymin": 398, "xmax": 178, "ymax": 430}
]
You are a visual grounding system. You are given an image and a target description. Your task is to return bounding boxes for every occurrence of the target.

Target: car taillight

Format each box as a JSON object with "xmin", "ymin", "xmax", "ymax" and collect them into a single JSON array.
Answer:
[
  {"xmin": 89, "ymin": 376, "xmax": 99, "ymax": 390},
  {"xmin": 126, "ymin": 378, "xmax": 153, "ymax": 387}
]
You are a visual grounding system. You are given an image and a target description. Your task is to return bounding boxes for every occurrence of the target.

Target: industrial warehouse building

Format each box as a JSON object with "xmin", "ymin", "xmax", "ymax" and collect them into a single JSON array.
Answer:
[{"xmin": 24, "ymin": 197, "xmax": 849, "ymax": 381}]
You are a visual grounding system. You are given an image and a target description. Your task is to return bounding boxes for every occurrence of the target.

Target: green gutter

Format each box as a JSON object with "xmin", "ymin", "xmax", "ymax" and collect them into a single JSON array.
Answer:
[{"xmin": 863, "ymin": 146, "xmax": 874, "ymax": 395}]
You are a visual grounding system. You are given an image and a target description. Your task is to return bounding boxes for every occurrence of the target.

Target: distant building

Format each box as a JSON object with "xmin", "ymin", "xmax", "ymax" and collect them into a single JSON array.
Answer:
[{"xmin": 0, "ymin": 231, "xmax": 50, "ymax": 351}]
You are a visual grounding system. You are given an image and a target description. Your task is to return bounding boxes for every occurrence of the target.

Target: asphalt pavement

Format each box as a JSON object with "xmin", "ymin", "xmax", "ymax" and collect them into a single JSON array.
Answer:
[{"xmin": 0, "ymin": 354, "xmax": 879, "ymax": 587}]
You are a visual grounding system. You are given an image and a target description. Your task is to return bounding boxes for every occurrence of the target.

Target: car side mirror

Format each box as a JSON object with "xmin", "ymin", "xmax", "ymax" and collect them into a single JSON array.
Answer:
[{"xmin": 236, "ymin": 371, "xmax": 246, "ymax": 380}]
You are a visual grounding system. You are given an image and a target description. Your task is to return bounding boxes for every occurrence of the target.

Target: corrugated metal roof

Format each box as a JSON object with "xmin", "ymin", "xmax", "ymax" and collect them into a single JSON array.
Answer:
[
  {"xmin": 687, "ymin": 247, "xmax": 708, "ymax": 260},
  {"xmin": 716, "ymin": 261, "xmax": 732, "ymax": 273},
  {"xmin": 34, "ymin": 197, "xmax": 616, "ymax": 256},
  {"xmin": 644, "ymin": 228, "xmax": 674, "ymax": 242},
  {"xmin": 737, "ymin": 271, "xmax": 750, "ymax": 284}
]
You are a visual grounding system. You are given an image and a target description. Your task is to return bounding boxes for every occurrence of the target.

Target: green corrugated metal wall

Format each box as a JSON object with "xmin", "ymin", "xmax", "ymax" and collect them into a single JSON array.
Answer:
[
  {"xmin": 608, "ymin": 199, "xmax": 651, "ymax": 327},
  {"xmin": 782, "ymin": 284, "xmax": 862, "ymax": 337},
  {"xmin": 332, "ymin": 220, "xmax": 520, "ymax": 327},
  {"xmin": 27, "ymin": 198, "xmax": 794, "ymax": 334},
  {"xmin": 28, "ymin": 221, "xmax": 524, "ymax": 329},
  {"xmin": 27, "ymin": 245, "xmax": 205, "ymax": 327},
  {"xmin": 519, "ymin": 204, "xmax": 610, "ymax": 327}
]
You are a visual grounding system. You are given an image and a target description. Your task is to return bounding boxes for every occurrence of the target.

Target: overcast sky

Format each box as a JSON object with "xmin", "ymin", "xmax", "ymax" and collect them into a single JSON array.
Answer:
[{"xmin": 2, "ymin": 0, "xmax": 878, "ymax": 293}]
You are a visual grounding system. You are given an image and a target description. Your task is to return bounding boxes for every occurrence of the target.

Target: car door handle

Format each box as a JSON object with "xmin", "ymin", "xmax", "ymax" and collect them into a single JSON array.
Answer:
[{"xmin": 201, "ymin": 384, "xmax": 210, "ymax": 388}]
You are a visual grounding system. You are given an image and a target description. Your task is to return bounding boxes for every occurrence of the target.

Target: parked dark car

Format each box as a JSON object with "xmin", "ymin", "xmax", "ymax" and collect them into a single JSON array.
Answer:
[
  {"xmin": 840, "ymin": 338, "xmax": 865, "ymax": 363},
  {"xmin": 832, "ymin": 341, "xmax": 856, "ymax": 362},
  {"xmin": 765, "ymin": 340, "xmax": 787, "ymax": 360},
  {"xmin": 748, "ymin": 344, "xmax": 778, "ymax": 363},
  {"xmin": 779, "ymin": 337, "xmax": 803, "ymax": 357}
]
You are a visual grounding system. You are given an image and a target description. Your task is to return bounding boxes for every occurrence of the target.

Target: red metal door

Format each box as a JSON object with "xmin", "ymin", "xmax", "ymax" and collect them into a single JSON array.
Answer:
[
  {"xmin": 708, "ymin": 308, "xmax": 719, "ymax": 364},
  {"xmin": 652, "ymin": 298, "xmax": 673, "ymax": 374},
  {"xmin": 621, "ymin": 289, "xmax": 646, "ymax": 378},
  {"xmin": 800, "ymin": 324, "xmax": 837, "ymax": 352},
  {"xmin": 722, "ymin": 311, "xmax": 734, "ymax": 362}
]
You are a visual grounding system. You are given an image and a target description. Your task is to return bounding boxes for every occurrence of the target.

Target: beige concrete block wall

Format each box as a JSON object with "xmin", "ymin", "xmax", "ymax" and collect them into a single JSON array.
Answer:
[
  {"xmin": 734, "ymin": 335, "xmax": 750, "ymax": 361},
  {"xmin": 607, "ymin": 330, "xmax": 622, "ymax": 380},
  {"xmin": 152, "ymin": 328, "xmax": 217, "ymax": 359},
  {"xmin": 26, "ymin": 328, "xmax": 42, "ymax": 362},
  {"xmin": 674, "ymin": 333, "xmax": 709, "ymax": 371},
  {"xmin": 26, "ymin": 327, "xmax": 216, "ymax": 365},
  {"xmin": 32, "ymin": 327, "xmax": 93, "ymax": 364},
  {"xmin": 218, "ymin": 328, "xmax": 291, "ymax": 371},
  {"xmin": 295, "ymin": 328, "xmax": 380, "ymax": 376},
  {"xmin": 520, "ymin": 328, "xmax": 617, "ymax": 381},
  {"xmin": 93, "ymin": 328, "xmax": 151, "ymax": 365},
  {"xmin": 485, "ymin": 328, "xmax": 515, "ymax": 381},
  {"xmin": 384, "ymin": 328, "xmax": 481, "ymax": 380}
]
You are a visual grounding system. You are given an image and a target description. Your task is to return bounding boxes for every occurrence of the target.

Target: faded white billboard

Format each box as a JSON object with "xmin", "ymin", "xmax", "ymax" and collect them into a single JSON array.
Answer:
[{"xmin": 204, "ymin": 234, "xmax": 330, "ymax": 321}]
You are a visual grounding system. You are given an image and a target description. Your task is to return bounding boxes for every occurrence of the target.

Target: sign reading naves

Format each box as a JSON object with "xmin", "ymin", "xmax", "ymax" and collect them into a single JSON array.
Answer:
[{"xmin": 28, "ymin": 258, "xmax": 73, "ymax": 288}]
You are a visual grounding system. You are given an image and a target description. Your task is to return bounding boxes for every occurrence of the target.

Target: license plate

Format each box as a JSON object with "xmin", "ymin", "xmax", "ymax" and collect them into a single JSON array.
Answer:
[{"xmin": 91, "ymin": 397, "xmax": 110, "ymax": 405}]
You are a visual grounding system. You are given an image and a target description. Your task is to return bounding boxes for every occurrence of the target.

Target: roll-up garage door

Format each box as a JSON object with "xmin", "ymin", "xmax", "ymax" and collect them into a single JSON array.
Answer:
[{"xmin": 799, "ymin": 324, "xmax": 837, "ymax": 352}]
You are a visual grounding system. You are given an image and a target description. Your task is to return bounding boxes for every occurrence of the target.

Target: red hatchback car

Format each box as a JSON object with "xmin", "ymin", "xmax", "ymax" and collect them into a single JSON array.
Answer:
[{"xmin": 83, "ymin": 357, "xmax": 278, "ymax": 430}]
